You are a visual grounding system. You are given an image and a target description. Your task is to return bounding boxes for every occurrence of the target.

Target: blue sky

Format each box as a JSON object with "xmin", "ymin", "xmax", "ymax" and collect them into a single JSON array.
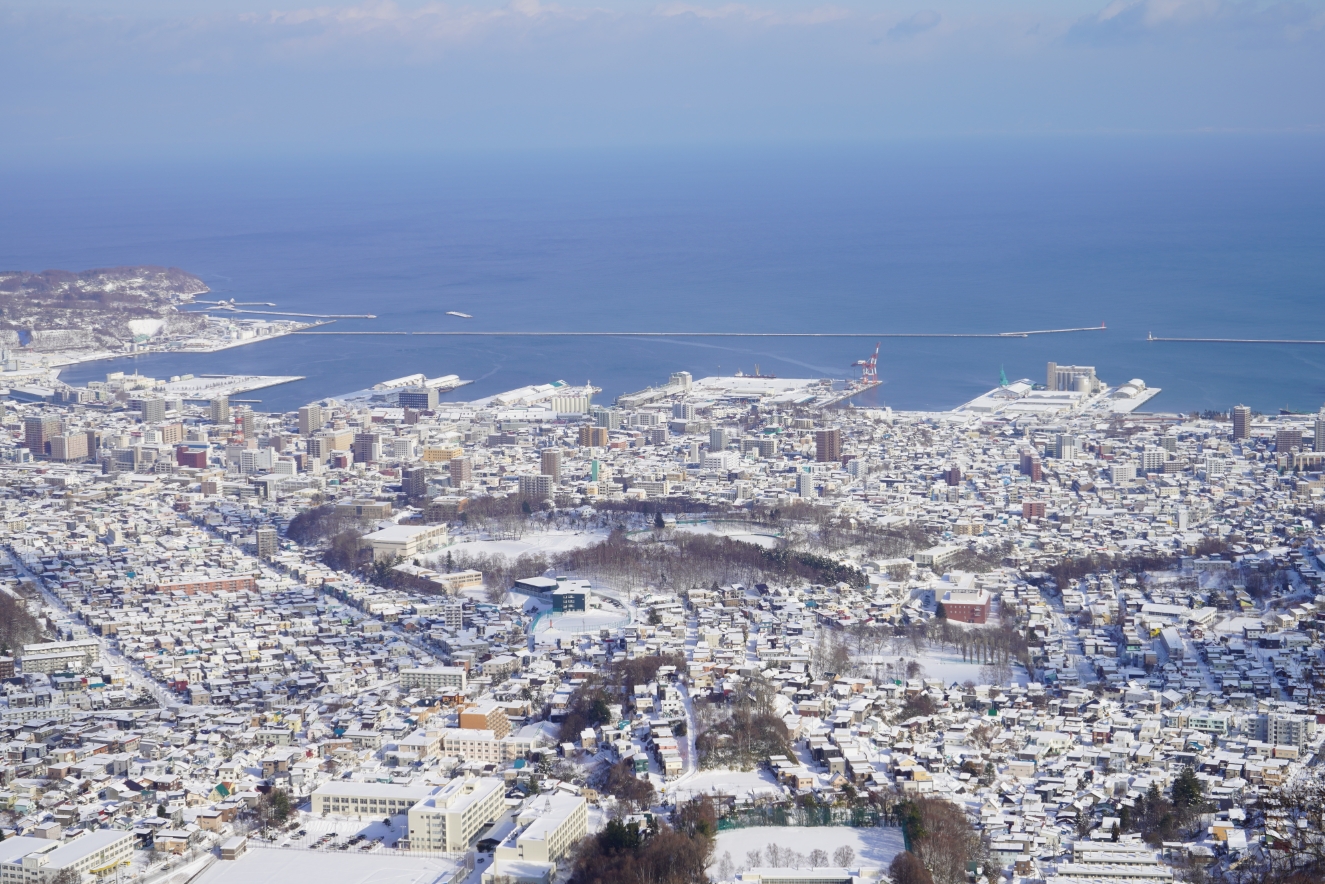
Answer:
[{"xmin": 2, "ymin": 0, "xmax": 1323, "ymax": 157}]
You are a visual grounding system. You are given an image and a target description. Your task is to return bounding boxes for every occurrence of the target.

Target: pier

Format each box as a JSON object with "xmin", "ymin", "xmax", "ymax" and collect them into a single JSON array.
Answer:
[
  {"xmin": 1149, "ymin": 333, "xmax": 1325, "ymax": 345},
  {"xmin": 291, "ymin": 325, "xmax": 1107, "ymax": 339}
]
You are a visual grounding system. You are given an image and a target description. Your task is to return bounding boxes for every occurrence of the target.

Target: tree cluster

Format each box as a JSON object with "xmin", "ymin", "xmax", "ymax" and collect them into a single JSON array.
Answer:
[
  {"xmin": 897, "ymin": 797, "xmax": 979, "ymax": 884},
  {"xmin": 695, "ymin": 676, "xmax": 793, "ymax": 769},
  {"xmin": 569, "ymin": 799, "xmax": 714, "ymax": 884},
  {"xmin": 1120, "ymin": 768, "xmax": 1206, "ymax": 845},
  {"xmin": 0, "ymin": 592, "xmax": 46, "ymax": 658},
  {"xmin": 600, "ymin": 760, "xmax": 656, "ymax": 812}
]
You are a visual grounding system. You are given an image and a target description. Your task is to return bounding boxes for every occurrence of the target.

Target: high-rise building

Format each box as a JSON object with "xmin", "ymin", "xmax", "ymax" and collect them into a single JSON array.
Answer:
[
  {"xmin": 449, "ymin": 456, "xmax": 473, "ymax": 485},
  {"xmin": 592, "ymin": 407, "xmax": 622, "ymax": 430},
  {"xmin": 239, "ymin": 409, "xmax": 260, "ymax": 438},
  {"xmin": 944, "ymin": 466, "xmax": 961, "ymax": 486},
  {"xmin": 255, "ymin": 526, "xmax": 279, "ymax": 560},
  {"xmin": 1276, "ymin": 427, "xmax": 1303, "ymax": 452},
  {"xmin": 49, "ymin": 434, "xmax": 89, "ymax": 463},
  {"xmin": 709, "ymin": 427, "xmax": 731, "ymax": 451},
  {"xmin": 814, "ymin": 428, "xmax": 841, "ymax": 463},
  {"xmin": 139, "ymin": 398, "xmax": 167, "ymax": 423},
  {"xmin": 1316, "ymin": 409, "xmax": 1325, "ymax": 453},
  {"xmin": 540, "ymin": 448, "xmax": 562, "ymax": 483},
  {"xmin": 298, "ymin": 404, "xmax": 325, "ymax": 436},
  {"xmin": 210, "ymin": 396, "xmax": 230, "ymax": 425},
  {"xmin": 402, "ymin": 465, "xmax": 429, "ymax": 499},
  {"xmin": 1054, "ymin": 434, "xmax": 1078, "ymax": 460},
  {"xmin": 519, "ymin": 474, "xmax": 554, "ymax": 501},
  {"xmin": 578, "ymin": 426, "xmax": 608, "ymax": 447},
  {"xmin": 23, "ymin": 416, "xmax": 62, "ymax": 458},
  {"xmin": 671, "ymin": 403, "xmax": 695, "ymax": 421},
  {"xmin": 1232, "ymin": 404, "xmax": 1251, "ymax": 440},
  {"xmin": 352, "ymin": 432, "xmax": 383, "ymax": 464},
  {"xmin": 796, "ymin": 471, "xmax": 815, "ymax": 498}
]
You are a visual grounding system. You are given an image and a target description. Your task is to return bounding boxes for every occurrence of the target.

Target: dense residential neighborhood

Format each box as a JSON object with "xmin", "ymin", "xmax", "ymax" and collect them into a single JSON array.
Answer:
[{"xmin": 2, "ymin": 363, "xmax": 1325, "ymax": 884}]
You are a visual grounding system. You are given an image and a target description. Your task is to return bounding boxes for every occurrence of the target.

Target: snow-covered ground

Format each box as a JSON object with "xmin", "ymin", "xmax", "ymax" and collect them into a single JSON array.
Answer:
[
  {"xmin": 670, "ymin": 768, "xmax": 784, "ymax": 802},
  {"xmin": 669, "ymin": 522, "xmax": 781, "ymax": 549},
  {"xmin": 865, "ymin": 648, "xmax": 1030, "ymax": 688},
  {"xmin": 436, "ymin": 530, "xmax": 608, "ymax": 562},
  {"xmin": 289, "ymin": 812, "xmax": 409, "ymax": 847},
  {"xmin": 710, "ymin": 825, "xmax": 905, "ymax": 874},
  {"xmin": 191, "ymin": 846, "xmax": 460, "ymax": 884},
  {"xmin": 533, "ymin": 606, "xmax": 631, "ymax": 641}
]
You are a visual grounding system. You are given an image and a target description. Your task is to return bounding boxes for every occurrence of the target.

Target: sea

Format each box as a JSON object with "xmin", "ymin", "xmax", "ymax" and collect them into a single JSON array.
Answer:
[{"xmin": 3, "ymin": 135, "xmax": 1323, "ymax": 416}]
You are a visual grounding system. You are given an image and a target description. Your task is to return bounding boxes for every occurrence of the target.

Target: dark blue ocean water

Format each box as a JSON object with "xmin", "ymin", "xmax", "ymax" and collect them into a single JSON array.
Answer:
[{"xmin": 3, "ymin": 136, "xmax": 1324, "ymax": 414}]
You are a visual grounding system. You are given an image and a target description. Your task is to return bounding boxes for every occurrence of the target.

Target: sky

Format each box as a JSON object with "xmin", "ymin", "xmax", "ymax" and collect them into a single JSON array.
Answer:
[{"xmin": 2, "ymin": 0, "xmax": 1323, "ymax": 159}]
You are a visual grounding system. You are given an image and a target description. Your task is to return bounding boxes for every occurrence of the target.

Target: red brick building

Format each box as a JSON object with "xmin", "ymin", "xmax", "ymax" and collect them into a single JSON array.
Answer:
[{"xmin": 941, "ymin": 589, "xmax": 991, "ymax": 624}]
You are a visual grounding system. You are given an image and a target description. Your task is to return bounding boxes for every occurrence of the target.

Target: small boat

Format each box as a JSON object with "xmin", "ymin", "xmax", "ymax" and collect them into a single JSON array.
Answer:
[{"xmin": 446, "ymin": 311, "xmax": 473, "ymax": 319}]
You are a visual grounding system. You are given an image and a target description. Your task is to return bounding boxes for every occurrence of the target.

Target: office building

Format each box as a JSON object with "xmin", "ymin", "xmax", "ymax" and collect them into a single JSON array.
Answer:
[
  {"xmin": 1232, "ymin": 404, "xmax": 1251, "ymax": 440},
  {"xmin": 423, "ymin": 444, "xmax": 464, "ymax": 463},
  {"xmin": 48, "ymin": 433, "xmax": 89, "ymax": 463},
  {"xmin": 310, "ymin": 429, "xmax": 353, "ymax": 462},
  {"xmin": 1276, "ymin": 427, "xmax": 1303, "ymax": 452},
  {"xmin": 398, "ymin": 387, "xmax": 439, "ymax": 410},
  {"xmin": 672, "ymin": 402, "xmax": 695, "ymax": 421},
  {"xmin": 519, "ymin": 474, "xmax": 554, "ymax": 501},
  {"xmin": 814, "ymin": 428, "xmax": 841, "ymax": 463},
  {"xmin": 23, "ymin": 415, "xmax": 61, "ymax": 458},
  {"xmin": 210, "ymin": 396, "xmax": 230, "ymax": 424},
  {"xmin": 407, "ymin": 777, "xmax": 505, "ymax": 852},
  {"xmin": 352, "ymin": 432, "xmax": 383, "ymax": 464},
  {"xmin": 540, "ymin": 448, "xmax": 562, "ymax": 483},
  {"xmin": 710, "ymin": 427, "xmax": 732, "ymax": 451},
  {"xmin": 256, "ymin": 526, "xmax": 278, "ymax": 560},
  {"xmin": 450, "ymin": 456, "xmax": 473, "ymax": 484},
  {"xmin": 297, "ymin": 404, "xmax": 325, "ymax": 435}
]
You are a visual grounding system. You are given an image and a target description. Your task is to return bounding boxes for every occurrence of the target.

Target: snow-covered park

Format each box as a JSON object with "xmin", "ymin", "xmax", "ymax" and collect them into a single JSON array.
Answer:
[
  {"xmin": 435, "ymin": 529, "xmax": 608, "ymax": 561},
  {"xmin": 710, "ymin": 825, "xmax": 905, "ymax": 877}
]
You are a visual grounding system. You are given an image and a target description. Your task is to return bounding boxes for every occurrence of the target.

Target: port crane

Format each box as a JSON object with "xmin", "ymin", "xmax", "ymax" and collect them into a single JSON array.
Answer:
[{"xmin": 851, "ymin": 342, "xmax": 880, "ymax": 383}]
